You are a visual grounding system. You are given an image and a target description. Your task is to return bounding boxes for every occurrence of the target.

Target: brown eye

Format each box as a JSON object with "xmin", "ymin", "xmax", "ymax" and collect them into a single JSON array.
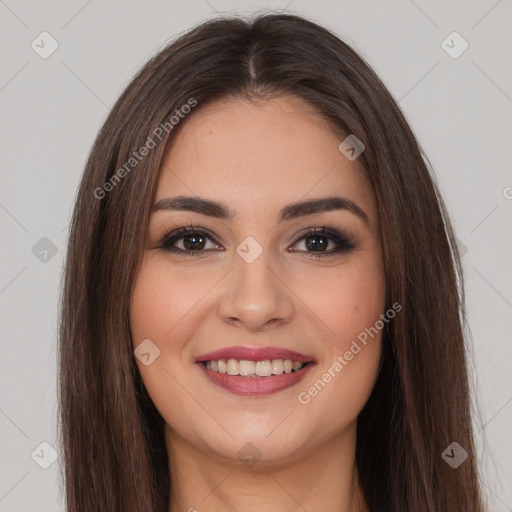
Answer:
[
  {"xmin": 290, "ymin": 227, "xmax": 355, "ymax": 257},
  {"xmin": 181, "ymin": 233, "xmax": 207, "ymax": 250},
  {"xmin": 303, "ymin": 234, "xmax": 329, "ymax": 251},
  {"xmin": 159, "ymin": 226, "xmax": 223, "ymax": 255}
]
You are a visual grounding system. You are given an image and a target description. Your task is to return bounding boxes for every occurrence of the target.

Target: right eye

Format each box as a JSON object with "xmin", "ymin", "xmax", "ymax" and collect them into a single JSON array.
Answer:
[{"xmin": 158, "ymin": 225, "xmax": 224, "ymax": 255}]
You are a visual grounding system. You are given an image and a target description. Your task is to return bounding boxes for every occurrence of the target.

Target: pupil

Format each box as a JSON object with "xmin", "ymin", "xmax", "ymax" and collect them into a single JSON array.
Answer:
[
  {"xmin": 306, "ymin": 236, "xmax": 327, "ymax": 251},
  {"xmin": 184, "ymin": 234, "xmax": 205, "ymax": 250}
]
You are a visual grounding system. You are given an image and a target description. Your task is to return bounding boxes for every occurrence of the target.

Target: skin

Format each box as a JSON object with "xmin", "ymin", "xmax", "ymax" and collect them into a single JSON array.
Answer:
[{"xmin": 130, "ymin": 95, "xmax": 386, "ymax": 512}]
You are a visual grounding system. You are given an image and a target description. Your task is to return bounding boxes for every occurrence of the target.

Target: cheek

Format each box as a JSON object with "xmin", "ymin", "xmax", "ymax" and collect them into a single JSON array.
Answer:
[
  {"xmin": 305, "ymin": 256, "xmax": 386, "ymax": 350},
  {"xmin": 292, "ymin": 255, "xmax": 386, "ymax": 421},
  {"xmin": 130, "ymin": 257, "xmax": 209, "ymax": 345},
  {"xmin": 129, "ymin": 259, "xmax": 212, "ymax": 438}
]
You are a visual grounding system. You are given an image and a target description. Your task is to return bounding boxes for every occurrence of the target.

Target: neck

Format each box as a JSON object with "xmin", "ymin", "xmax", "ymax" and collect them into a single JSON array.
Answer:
[{"xmin": 165, "ymin": 422, "xmax": 368, "ymax": 512}]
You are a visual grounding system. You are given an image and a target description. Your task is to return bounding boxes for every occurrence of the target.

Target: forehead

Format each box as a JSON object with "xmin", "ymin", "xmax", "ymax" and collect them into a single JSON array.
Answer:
[{"xmin": 155, "ymin": 95, "xmax": 375, "ymax": 223}]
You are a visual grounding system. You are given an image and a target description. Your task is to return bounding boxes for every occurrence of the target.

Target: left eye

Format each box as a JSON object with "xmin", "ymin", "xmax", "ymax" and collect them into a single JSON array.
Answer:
[
  {"xmin": 289, "ymin": 227, "xmax": 356, "ymax": 256},
  {"xmin": 293, "ymin": 234, "xmax": 340, "ymax": 252}
]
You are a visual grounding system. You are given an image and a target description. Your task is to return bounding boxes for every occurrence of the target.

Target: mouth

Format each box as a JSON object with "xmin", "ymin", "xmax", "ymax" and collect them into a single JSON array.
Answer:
[{"xmin": 195, "ymin": 346, "xmax": 316, "ymax": 396}]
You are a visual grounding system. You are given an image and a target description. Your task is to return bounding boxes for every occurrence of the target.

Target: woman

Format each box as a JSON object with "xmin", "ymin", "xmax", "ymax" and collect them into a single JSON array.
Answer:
[{"xmin": 58, "ymin": 13, "xmax": 483, "ymax": 512}]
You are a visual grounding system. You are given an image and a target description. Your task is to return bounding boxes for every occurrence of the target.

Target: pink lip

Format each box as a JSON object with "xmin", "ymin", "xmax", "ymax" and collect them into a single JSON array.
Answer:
[
  {"xmin": 195, "ymin": 345, "xmax": 316, "ymax": 396},
  {"xmin": 197, "ymin": 360, "xmax": 315, "ymax": 396},
  {"xmin": 195, "ymin": 345, "xmax": 315, "ymax": 363}
]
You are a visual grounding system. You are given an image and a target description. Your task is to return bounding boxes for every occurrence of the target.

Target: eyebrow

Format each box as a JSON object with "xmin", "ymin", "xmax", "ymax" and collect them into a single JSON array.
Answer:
[{"xmin": 153, "ymin": 195, "xmax": 369, "ymax": 225}]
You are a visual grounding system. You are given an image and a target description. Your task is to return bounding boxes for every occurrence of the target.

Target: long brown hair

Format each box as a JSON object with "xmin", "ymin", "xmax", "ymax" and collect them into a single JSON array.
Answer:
[{"xmin": 58, "ymin": 13, "xmax": 483, "ymax": 511}]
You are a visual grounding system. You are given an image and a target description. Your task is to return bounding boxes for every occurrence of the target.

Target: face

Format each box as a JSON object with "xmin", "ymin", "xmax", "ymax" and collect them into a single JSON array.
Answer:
[{"xmin": 130, "ymin": 95, "xmax": 386, "ymax": 467}]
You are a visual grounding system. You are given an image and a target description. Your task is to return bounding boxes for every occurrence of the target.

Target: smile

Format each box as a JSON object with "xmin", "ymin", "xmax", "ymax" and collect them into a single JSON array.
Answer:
[{"xmin": 196, "ymin": 346, "xmax": 316, "ymax": 396}]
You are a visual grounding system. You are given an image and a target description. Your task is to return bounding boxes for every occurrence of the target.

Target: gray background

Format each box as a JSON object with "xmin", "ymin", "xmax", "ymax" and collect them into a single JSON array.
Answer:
[{"xmin": 1, "ymin": 0, "xmax": 511, "ymax": 510}]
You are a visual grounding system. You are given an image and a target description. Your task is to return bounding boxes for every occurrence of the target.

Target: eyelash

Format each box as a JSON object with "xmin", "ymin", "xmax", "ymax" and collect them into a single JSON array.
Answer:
[{"xmin": 157, "ymin": 224, "xmax": 356, "ymax": 258}]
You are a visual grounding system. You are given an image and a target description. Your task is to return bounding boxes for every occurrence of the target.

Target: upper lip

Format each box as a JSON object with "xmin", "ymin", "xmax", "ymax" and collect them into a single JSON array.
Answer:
[{"xmin": 195, "ymin": 346, "xmax": 315, "ymax": 363}]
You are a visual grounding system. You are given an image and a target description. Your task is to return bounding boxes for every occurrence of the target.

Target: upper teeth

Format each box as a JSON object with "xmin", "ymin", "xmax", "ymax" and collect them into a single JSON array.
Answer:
[{"xmin": 205, "ymin": 359, "xmax": 304, "ymax": 377}]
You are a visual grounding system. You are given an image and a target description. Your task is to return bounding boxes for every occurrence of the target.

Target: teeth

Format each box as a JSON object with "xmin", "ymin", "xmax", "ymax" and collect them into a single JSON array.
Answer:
[
  {"xmin": 255, "ymin": 360, "xmax": 272, "ymax": 377},
  {"xmin": 204, "ymin": 358, "xmax": 305, "ymax": 377},
  {"xmin": 217, "ymin": 359, "xmax": 227, "ymax": 373},
  {"xmin": 271, "ymin": 359, "xmax": 284, "ymax": 375},
  {"xmin": 239, "ymin": 360, "xmax": 255, "ymax": 376},
  {"xmin": 227, "ymin": 359, "xmax": 239, "ymax": 375}
]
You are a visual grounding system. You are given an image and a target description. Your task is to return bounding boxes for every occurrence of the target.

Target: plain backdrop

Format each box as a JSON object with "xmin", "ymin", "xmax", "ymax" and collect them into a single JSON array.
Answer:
[{"xmin": 0, "ymin": 0, "xmax": 511, "ymax": 510}]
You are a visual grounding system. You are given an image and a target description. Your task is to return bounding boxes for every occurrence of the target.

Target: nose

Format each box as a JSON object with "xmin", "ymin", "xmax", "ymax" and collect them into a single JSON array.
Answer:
[{"xmin": 218, "ymin": 249, "xmax": 295, "ymax": 331}]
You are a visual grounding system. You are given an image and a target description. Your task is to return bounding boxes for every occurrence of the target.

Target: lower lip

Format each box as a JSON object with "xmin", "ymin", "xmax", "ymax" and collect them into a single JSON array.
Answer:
[{"xmin": 197, "ymin": 362, "xmax": 315, "ymax": 396}]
